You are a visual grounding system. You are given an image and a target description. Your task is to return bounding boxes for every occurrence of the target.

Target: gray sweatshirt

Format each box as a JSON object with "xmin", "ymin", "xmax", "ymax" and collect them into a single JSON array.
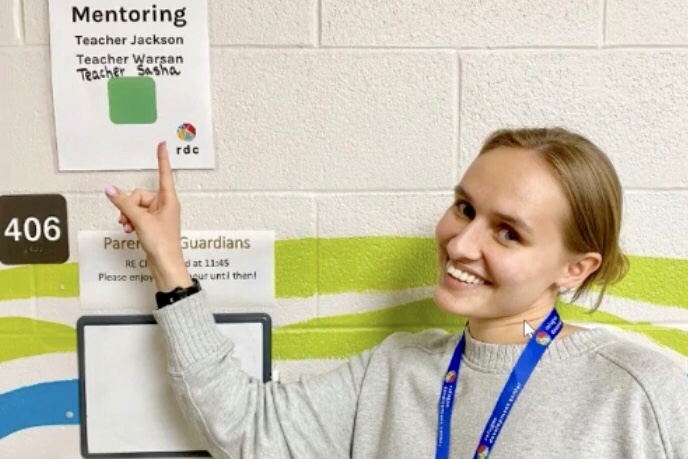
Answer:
[{"xmin": 154, "ymin": 292, "xmax": 688, "ymax": 459}]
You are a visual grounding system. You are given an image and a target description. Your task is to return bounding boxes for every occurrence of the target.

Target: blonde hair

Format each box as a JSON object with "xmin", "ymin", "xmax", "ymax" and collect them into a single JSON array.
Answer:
[{"xmin": 479, "ymin": 127, "xmax": 629, "ymax": 310}]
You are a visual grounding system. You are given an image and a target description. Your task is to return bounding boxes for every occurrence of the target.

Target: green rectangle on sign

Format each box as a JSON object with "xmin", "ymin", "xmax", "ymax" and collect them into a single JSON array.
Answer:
[{"xmin": 108, "ymin": 77, "xmax": 157, "ymax": 124}]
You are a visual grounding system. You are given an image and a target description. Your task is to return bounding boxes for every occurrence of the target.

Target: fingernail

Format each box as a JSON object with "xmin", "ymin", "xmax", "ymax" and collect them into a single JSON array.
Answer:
[{"xmin": 105, "ymin": 186, "xmax": 117, "ymax": 198}]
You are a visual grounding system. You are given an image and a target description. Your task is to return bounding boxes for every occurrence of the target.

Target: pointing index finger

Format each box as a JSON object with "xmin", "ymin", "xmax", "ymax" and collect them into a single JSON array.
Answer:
[{"xmin": 157, "ymin": 141, "xmax": 176, "ymax": 196}]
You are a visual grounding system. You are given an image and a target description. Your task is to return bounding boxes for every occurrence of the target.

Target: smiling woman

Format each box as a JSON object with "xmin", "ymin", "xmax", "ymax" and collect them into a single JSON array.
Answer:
[
  {"xmin": 103, "ymin": 131, "xmax": 687, "ymax": 459},
  {"xmin": 434, "ymin": 128, "xmax": 628, "ymax": 344}
]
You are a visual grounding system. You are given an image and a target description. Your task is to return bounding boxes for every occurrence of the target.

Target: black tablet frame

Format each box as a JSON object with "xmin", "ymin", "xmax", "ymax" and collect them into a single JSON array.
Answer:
[{"xmin": 76, "ymin": 313, "xmax": 272, "ymax": 458}]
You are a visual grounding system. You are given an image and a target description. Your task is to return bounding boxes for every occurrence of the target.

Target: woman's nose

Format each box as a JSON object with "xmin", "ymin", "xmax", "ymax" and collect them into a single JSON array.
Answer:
[{"xmin": 446, "ymin": 220, "xmax": 483, "ymax": 261}]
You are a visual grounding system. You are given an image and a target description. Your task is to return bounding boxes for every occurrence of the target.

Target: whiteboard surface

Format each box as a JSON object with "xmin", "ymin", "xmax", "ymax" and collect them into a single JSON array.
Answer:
[{"xmin": 79, "ymin": 317, "xmax": 268, "ymax": 456}]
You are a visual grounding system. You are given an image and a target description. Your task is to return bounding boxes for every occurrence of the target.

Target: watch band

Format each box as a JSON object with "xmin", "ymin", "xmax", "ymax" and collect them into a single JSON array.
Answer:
[{"xmin": 155, "ymin": 278, "xmax": 202, "ymax": 309}]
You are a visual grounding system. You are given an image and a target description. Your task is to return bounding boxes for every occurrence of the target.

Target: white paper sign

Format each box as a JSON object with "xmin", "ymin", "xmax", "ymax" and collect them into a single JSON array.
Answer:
[
  {"xmin": 48, "ymin": 0, "xmax": 214, "ymax": 171},
  {"xmin": 78, "ymin": 231, "xmax": 275, "ymax": 309}
]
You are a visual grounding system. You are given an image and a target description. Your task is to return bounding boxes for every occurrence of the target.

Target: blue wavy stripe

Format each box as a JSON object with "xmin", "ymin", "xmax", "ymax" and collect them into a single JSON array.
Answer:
[{"xmin": 0, "ymin": 379, "xmax": 79, "ymax": 439}]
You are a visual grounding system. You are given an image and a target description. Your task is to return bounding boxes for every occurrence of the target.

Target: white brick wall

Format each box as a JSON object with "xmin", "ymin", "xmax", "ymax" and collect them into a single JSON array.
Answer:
[
  {"xmin": 0, "ymin": 0, "xmax": 22, "ymax": 45},
  {"xmin": 2, "ymin": 0, "xmax": 686, "ymax": 321},
  {"xmin": 460, "ymin": 51, "xmax": 688, "ymax": 188},
  {"xmin": 322, "ymin": 0, "xmax": 601, "ymax": 47},
  {"xmin": 20, "ymin": 0, "xmax": 44, "ymax": 44},
  {"xmin": 623, "ymin": 191, "xmax": 688, "ymax": 258},
  {"xmin": 318, "ymin": 194, "xmax": 451, "ymax": 237},
  {"xmin": 606, "ymin": 0, "xmax": 688, "ymax": 45},
  {"xmin": 208, "ymin": 0, "xmax": 315, "ymax": 45},
  {"xmin": 203, "ymin": 50, "xmax": 456, "ymax": 191}
]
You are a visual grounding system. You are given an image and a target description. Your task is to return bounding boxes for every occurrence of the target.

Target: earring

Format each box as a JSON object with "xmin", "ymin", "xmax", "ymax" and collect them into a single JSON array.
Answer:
[{"xmin": 558, "ymin": 285, "xmax": 570, "ymax": 294}]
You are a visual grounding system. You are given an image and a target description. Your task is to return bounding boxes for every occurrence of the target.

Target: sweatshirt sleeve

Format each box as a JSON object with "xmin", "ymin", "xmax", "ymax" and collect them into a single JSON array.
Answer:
[
  {"xmin": 600, "ymin": 341, "xmax": 688, "ymax": 459},
  {"xmin": 646, "ymin": 361, "xmax": 688, "ymax": 459},
  {"xmin": 153, "ymin": 291, "xmax": 369, "ymax": 459}
]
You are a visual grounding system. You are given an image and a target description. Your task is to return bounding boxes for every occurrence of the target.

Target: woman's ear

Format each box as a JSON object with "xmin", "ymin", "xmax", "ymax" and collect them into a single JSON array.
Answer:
[{"xmin": 557, "ymin": 252, "xmax": 602, "ymax": 290}]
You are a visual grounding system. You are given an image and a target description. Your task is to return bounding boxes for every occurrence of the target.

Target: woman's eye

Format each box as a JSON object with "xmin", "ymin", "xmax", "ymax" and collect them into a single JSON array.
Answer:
[
  {"xmin": 455, "ymin": 200, "xmax": 475, "ymax": 219},
  {"xmin": 497, "ymin": 227, "xmax": 519, "ymax": 242}
]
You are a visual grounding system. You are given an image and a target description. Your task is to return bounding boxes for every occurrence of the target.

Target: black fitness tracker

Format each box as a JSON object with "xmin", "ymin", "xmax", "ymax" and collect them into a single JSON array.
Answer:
[{"xmin": 155, "ymin": 278, "xmax": 202, "ymax": 309}]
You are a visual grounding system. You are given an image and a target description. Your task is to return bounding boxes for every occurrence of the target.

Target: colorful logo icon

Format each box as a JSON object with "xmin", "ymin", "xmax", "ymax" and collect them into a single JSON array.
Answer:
[
  {"xmin": 444, "ymin": 370, "xmax": 457, "ymax": 384},
  {"xmin": 477, "ymin": 444, "xmax": 490, "ymax": 459},
  {"xmin": 177, "ymin": 123, "xmax": 196, "ymax": 141},
  {"xmin": 535, "ymin": 331, "xmax": 551, "ymax": 346}
]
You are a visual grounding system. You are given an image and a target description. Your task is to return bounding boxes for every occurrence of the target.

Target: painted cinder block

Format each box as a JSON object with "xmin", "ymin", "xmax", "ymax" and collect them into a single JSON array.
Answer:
[
  {"xmin": 318, "ymin": 193, "xmax": 452, "ymax": 237},
  {"xmin": 65, "ymin": 193, "xmax": 316, "ymax": 260},
  {"xmin": 180, "ymin": 49, "xmax": 456, "ymax": 191},
  {"xmin": 209, "ymin": 0, "xmax": 314, "ymax": 45},
  {"xmin": 323, "ymin": 0, "xmax": 600, "ymax": 47},
  {"xmin": 0, "ymin": 0, "xmax": 21, "ymax": 45},
  {"xmin": 623, "ymin": 191, "xmax": 688, "ymax": 259},
  {"xmin": 1, "ymin": 48, "xmax": 53, "ymax": 193},
  {"xmin": 606, "ymin": 0, "xmax": 688, "ymax": 45},
  {"xmin": 22, "ymin": 0, "xmax": 47, "ymax": 45},
  {"xmin": 460, "ymin": 51, "xmax": 688, "ymax": 188}
]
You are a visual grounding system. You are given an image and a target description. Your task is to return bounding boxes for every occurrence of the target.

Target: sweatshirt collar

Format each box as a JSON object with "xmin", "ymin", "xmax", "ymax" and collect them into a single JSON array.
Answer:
[{"xmin": 459, "ymin": 327, "xmax": 614, "ymax": 372}]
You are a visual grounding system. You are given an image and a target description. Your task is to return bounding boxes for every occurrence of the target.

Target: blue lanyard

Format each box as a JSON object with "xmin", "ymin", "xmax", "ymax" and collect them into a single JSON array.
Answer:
[{"xmin": 435, "ymin": 308, "xmax": 563, "ymax": 459}]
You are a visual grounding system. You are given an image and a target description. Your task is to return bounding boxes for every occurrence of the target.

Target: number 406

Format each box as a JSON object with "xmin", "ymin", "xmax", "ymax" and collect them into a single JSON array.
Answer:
[{"xmin": 3, "ymin": 217, "xmax": 61, "ymax": 242}]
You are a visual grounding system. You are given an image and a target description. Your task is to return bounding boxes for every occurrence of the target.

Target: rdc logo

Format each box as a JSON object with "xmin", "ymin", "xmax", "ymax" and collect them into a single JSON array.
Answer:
[
  {"xmin": 177, "ymin": 123, "xmax": 196, "ymax": 142},
  {"xmin": 175, "ymin": 123, "xmax": 199, "ymax": 155}
]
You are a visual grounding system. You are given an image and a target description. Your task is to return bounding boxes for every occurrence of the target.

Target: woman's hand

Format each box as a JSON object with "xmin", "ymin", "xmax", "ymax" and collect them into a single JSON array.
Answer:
[{"xmin": 105, "ymin": 142, "xmax": 192, "ymax": 291}]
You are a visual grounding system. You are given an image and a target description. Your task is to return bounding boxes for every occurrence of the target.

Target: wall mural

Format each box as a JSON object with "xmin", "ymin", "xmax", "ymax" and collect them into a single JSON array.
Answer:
[{"xmin": 1, "ymin": 237, "xmax": 686, "ymax": 451}]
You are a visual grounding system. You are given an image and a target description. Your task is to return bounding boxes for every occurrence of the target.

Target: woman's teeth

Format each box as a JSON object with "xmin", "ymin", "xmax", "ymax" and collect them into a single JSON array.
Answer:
[{"xmin": 445, "ymin": 261, "xmax": 486, "ymax": 285}]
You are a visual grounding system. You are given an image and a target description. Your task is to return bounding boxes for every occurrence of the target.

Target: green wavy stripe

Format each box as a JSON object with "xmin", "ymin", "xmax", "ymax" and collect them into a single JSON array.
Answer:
[
  {"xmin": 558, "ymin": 302, "xmax": 688, "ymax": 356},
  {"xmin": 319, "ymin": 237, "xmax": 437, "ymax": 294},
  {"xmin": 0, "ymin": 238, "xmax": 685, "ymax": 308},
  {"xmin": 0, "ymin": 264, "xmax": 79, "ymax": 300},
  {"xmin": 0, "ymin": 317, "xmax": 76, "ymax": 364},
  {"xmin": 275, "ymin": 238, "xmax": 317, "ymax": 298},
  {"xmin": 273, "ymin": 297, "xmax": 688, "ymax": 360},
  {"xmin": 1, "ymin": 300, "xmax": 685, "ymax": 364},
  {"xmin": 317, "ymin": 238, "xmax": 688, "ymax": 307},
  {"xmin": 274, "ymin": 298, "xmax": 459, "ymax": 359},
  {"xmin": 607, "ymin": 256, "xmax": 687, "ymax": 309}
]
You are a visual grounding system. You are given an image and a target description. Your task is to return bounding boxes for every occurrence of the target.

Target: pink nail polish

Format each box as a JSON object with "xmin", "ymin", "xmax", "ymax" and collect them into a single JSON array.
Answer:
[{"xmin": 105, "ymin": 186, "xmax": 117, "ymax": 198}]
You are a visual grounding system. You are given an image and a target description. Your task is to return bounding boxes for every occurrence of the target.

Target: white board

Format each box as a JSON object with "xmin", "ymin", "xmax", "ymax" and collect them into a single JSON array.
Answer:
[{"xmin": 77, "ymin": 314, "xmax": 271, "ymax": 457}]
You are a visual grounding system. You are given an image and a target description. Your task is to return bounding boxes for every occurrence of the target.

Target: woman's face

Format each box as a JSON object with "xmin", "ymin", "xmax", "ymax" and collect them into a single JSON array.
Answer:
[{"xmin": 434, "ymin": 146, "xmax": 575, "ymax": 319}]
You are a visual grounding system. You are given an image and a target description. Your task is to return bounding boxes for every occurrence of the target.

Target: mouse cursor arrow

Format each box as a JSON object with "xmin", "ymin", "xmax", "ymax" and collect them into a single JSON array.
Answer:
[{"xmin": 523, "ymin": 320, "xmax": 535, "ymax": 338}]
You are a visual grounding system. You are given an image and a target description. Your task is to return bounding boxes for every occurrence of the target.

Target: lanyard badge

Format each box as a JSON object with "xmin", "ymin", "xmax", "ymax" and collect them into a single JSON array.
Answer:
[{"xmin": 435, "ymin": 308, "xmax": 563, "ymax": 459}]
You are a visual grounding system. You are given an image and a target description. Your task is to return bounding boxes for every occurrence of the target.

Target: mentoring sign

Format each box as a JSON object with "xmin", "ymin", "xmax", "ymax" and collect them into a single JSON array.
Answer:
[{"xmin": 48, "ymin": 0, "xmax": 213, "ymax": 170}]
